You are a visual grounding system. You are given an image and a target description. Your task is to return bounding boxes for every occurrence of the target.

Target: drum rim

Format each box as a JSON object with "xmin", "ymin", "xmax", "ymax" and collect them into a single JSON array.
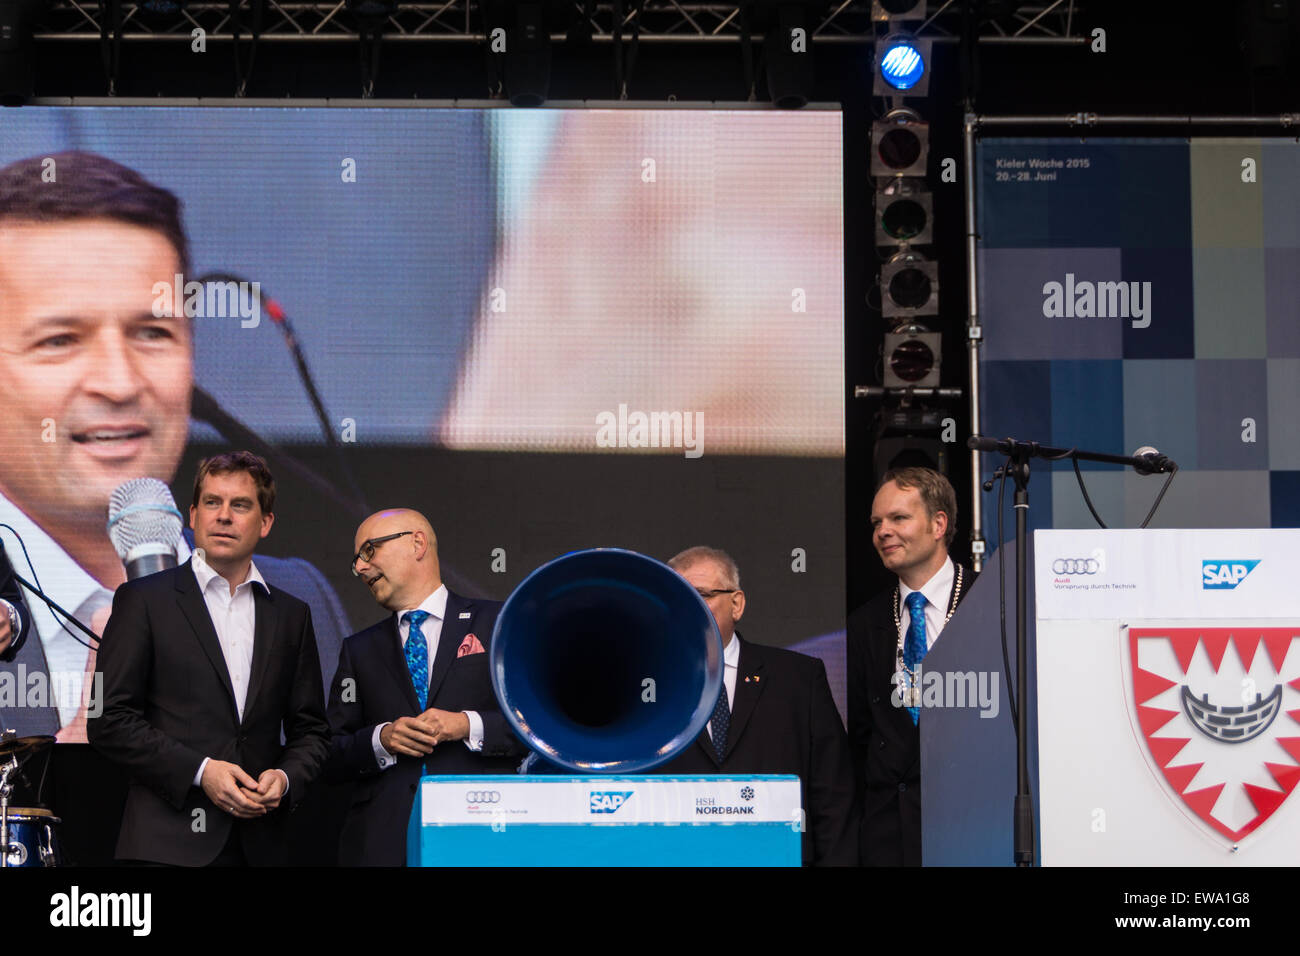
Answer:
[{"xmin": 1, "ymin": 807, "xmax": 60, "ymax": 821}]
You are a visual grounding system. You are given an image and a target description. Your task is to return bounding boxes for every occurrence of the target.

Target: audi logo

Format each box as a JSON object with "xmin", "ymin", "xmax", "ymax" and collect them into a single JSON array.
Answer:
[
  {"xmin": 465, "ymin": 791, "xmax": 501, "ymax": 804},
  {"xmin": 1052, "ymin": 558, "xmax": 1099, "ymax": 575}
]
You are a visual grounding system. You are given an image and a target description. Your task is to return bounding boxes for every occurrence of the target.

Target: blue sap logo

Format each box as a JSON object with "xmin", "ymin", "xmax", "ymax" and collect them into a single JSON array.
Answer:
[
  {"xmin": 1202, "ymin": 560, "xmax": 1260, "ymax": 590},
  {"xmin": 590, "ymin": 791, "xmax": 633, "ymax": 814}
]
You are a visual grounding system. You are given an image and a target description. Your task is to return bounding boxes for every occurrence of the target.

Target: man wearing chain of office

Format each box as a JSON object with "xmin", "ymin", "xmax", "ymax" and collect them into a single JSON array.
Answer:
[{"xmin": 847, "ymin": 466, "xmax": 973, "ymax": 866}]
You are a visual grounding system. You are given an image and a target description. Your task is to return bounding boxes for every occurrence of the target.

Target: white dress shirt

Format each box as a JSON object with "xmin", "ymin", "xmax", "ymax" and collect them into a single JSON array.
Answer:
[
  {"xmin": 189, "ymin": 551, "xmax": 288, "ymax": 795},
  {"xmin": 0, "ymin": 489, "xmax": 190, "ymax": 727},
  {"xmin": 707, "ymin": 633, "xmax": 741, "ymax": 740},
  {"xmin": 896, "ymin": 556, "xmax": 956, "ymax": 651},
  {"xmin": 372, "ymin": 584, "xmax": 484, "ymax": 770}
]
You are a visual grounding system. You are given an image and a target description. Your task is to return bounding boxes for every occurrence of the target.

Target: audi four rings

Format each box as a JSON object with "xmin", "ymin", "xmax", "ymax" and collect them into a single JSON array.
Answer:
[
  {"xmin": 1052, "ymin": 558, "xmax": 1099, "ymax": 574},
  {"xmin": 465, "ymin": 791, "xmax": 501, "ymax": 803}
]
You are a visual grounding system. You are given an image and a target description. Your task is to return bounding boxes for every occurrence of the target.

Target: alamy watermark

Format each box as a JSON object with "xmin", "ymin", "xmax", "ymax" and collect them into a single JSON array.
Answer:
[
  {"xmin": 0, "ymin": 666, "xmax": 102, "ymax": 718},
  {"xmin": 595, "ymin": 404, "xmax": 704, "ymax": 459},
  {"xmin": 151, "ymin": 274, "xmax": 260, "ymax": 328},
  {"xmin": 891, "ymin": 666, "xmax": 1000, "ymax": 719}
]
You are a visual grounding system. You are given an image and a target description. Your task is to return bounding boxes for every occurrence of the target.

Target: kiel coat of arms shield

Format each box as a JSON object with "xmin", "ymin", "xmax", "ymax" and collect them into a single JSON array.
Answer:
[{"xmin": 1127, "ymin": 627, "xmax": 1300, "ymax": 844}]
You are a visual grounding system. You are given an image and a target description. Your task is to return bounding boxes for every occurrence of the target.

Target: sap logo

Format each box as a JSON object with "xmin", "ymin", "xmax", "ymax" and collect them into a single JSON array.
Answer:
[
  {"xmin": 1202, "ymin": 560, "xmax": 1260, "ymax": 590},
  {"xmin": 589, "ymin": 791, "xmax": 634, "ymax": 814}
]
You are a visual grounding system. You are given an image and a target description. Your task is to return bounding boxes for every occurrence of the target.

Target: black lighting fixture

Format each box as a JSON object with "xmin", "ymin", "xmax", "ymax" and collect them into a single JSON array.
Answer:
[
  {"xmin": 883, "ymin": 322, "xmax": 941, "ymax": 388},
  {"xmin": 876, "ymin": 177, "xmax": 932, "ymax": 247},
  {"xmin": 763, "ymin": 1, "xmax": 815, "ymax": 108},
  {"xmin": 871, "ymin": 107, "xmax": 928, "ymax": 177},
  {"xmin": 874, "ymin": 32, "xmax": 931, "ymax": 97},
  {"xmin": 872, "ymin": 404, "xmax": 951, "ymax": 479},
  {"xmin": 881, "ymin": 250, "xmax": 938, "ymax": 318},
  {"xmin": 346, "ymin": 0, "xmax": 396, "ymax": 97},
  {"xmin": 0, "ymin": 0, "xmax": 48, "ymax": 103},
  {"xmin": 871, "ymin": 0, "xmax": 925, "ymax": 21},
  {"xmin": 498, "ymin": 1, "xmax": 554, "ymax": 106}
]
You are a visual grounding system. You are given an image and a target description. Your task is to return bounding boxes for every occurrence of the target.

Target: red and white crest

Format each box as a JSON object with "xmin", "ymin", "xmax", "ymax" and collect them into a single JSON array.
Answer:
[{"xmin": 1127, "ymin": 626, "xmax": 1300, "ymax": 844}]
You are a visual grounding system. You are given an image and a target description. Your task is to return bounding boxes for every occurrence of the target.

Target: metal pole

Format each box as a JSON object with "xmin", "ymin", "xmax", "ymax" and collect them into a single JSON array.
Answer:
[{"xmin": 963, "ymin": 110, "xmax": 984, "ymax": 572}]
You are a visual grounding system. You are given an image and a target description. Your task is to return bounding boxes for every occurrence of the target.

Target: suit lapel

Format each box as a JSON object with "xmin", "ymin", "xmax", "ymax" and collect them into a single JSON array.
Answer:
[
  {"xmin": 378, "ymin": 613, "xmax": 421, "ymax": 713},
  {"xmin": 242, "ymin": 584, "xmax": 277, "ymax": 724},
  {"xmin": 426, "ymin": 591, "xmax": 469, "ymax": 705},
  {"xmin": 724, "ymin": 636, "xmax": 764, "ymax": 759},
  {"xmin": 175, "ymin": 561, "xmax": 239, "ymax": 724}
]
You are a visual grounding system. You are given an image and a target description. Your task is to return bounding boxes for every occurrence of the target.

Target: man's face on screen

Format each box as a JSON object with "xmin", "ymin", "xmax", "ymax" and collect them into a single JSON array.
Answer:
[{"xmin": 0, "ymin": 219, "xmax": 192, "ymax": 525}]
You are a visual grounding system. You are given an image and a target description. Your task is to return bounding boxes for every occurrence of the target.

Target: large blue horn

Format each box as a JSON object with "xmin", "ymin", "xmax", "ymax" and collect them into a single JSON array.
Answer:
[{"xmin": 490, "ymin": 548, "xmax": 724, "ymax": 773}]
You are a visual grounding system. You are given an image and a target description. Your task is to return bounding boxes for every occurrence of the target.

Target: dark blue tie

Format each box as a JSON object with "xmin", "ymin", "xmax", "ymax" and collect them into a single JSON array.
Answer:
[
  {"xmin": 903, "ymin": 591, "xmax": 928, "ymax": 725},
  {"xmin": 403, "ymin": 609, "xmax": 430, "ymax": 709},
  {"xmin": 710, "ymin": 681, "xmax": 730, "ymax": 762}
]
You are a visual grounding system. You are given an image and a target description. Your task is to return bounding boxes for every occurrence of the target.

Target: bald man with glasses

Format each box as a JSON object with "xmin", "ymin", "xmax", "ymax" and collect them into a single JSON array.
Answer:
[{"xmin": 323, "ymin": 508, "xmax": 523, "ymax": 866}]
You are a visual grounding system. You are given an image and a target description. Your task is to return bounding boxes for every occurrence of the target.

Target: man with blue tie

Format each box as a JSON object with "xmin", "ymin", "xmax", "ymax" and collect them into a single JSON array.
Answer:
[
  {"xmin": 847, "ymin": 467, "xmax": 972, "ymax": 866},
  {"xmin": 324, "ymin": 509, "xmax": 522, "ymax": 866}
]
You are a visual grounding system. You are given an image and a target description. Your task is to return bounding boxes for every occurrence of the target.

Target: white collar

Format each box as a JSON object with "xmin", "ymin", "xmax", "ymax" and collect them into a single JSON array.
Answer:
[
  {"xmin": 722, "ymin": 632, "xmax": 741, "ymax": 666},
  {"xmin": 191, "ymin": 548, "xmax": 267, "ymax": 595},
  {"xmin": 400, "ymin": 583, "xmax": 448, "ymax": 623},
  {"xmin": 899, "ymin": 556, "xmax": 954, "ymax": 612}
]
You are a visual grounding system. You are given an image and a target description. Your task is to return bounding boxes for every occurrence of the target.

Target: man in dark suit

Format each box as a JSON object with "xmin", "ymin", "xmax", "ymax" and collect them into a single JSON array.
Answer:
[
  {"xmin": 325, "ymin": 508, "xmax": 522, "ymax": 867},
  {"xmin": 847, "ymin": 466, "xmax": 972, "ymax": 866},
  {"xmin": 88, "ymin": 452, "xmax": 330, "ymax": 866},
  {"xmin": 657, "ymin": 546, "xmax": 856, "ymax": 866}
]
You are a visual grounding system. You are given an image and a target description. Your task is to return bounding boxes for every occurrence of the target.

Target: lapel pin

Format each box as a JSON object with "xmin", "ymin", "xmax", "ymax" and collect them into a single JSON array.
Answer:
[{"xmin": 458, "ymin": 612, "xmax": 472, "ymax": 619}]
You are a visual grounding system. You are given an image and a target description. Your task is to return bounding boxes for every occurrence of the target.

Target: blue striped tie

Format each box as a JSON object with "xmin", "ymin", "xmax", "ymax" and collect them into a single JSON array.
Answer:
[
  {"xmin": 903, "ymin": 591, "xmax": 928, "ymax": 725},
  {"xmin": 403, "ymin": 610, "xmax": 430, "ymax": 709}
]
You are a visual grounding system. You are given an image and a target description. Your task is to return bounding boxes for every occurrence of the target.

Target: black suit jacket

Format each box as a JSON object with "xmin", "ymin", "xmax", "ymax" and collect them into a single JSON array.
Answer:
[
  {"xmin": 658, "ymin": 634, "xmax": 857, "ymax": 866},
  {"xmin": 847, "ymin": 561, "xmax": 972, "ymax": 867},
  {"xmin": 86, "ymin": 559, "xmax": 330, "ymax": 866},
  {"xmin": 324, "ymin": 590, "xmax": 524, "ymax": 866}
]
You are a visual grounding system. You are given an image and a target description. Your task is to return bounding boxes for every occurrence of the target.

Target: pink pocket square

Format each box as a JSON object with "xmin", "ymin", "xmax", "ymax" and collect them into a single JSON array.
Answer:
[{"xmin": 457, "ymin": 633, "xmax": 485, "ymax": 657}]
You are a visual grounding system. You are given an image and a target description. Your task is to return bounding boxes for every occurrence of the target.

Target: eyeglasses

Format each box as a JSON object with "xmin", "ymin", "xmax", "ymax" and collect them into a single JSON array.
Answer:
[
  {"xmin": 695, "ymin": 588, "xmax": 738, "ymax": 600},
  {"xmin": 351, "ymin": 531, "xmax": 413, "ymax": 576}
]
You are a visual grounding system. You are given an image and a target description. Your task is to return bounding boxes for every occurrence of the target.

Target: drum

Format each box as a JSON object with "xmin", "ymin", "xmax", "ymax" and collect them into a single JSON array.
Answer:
[{"xmin": 0, "ymin": 808, "xmax": 63, "ymax": 868}]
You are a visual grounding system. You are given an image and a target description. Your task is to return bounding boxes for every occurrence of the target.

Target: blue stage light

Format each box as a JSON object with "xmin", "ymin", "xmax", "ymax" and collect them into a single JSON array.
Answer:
[{"xmin": 879, "ymin": 37, "xmax": 926, "ymax": 91}]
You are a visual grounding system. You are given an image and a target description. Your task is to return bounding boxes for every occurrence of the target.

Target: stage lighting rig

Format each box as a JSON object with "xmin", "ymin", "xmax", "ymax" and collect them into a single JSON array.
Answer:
[
  {"xmin": 871, "ymin": 108, "xmax": 929, "ymax": 177},
  {"xmin": 883, "ymin": 322, "xmax": 941, "ymax": 388},
  {"xmin": 876, "ymin": 176, "xmax": 933, "ymax": 247},
  {"xmin": 871, "ymin": 0, "xmax": 924, "ymax": 21},
  {"xmin": 486, "ymin": 1, "xmax": 555, "ymax": 106},
  {"xmin": 874, "ymin": 32, "xmax": 931, "ymax": 96},
  {"xmin": 881, "ymin": 250, "xmax": 938, "ymax": 318}
]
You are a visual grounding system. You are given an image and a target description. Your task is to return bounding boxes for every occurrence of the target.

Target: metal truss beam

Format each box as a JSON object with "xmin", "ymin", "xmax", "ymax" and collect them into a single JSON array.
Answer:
[{"xmin": 34, "ymin": 1, "xmax": 1086, "ymax": 43}]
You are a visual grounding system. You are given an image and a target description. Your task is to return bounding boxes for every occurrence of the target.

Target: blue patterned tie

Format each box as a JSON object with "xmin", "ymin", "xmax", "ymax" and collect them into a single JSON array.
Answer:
[
  {"xmin": 903, "ymin": 591, "xmax": 928, "ymax": 725},
  {"xmin": 403, "ymin": 610, "xmax": 430, "ymax": 709},
  {"xmin": 710, "ymin": 681, "xmax": 731, "ymax": 762}
]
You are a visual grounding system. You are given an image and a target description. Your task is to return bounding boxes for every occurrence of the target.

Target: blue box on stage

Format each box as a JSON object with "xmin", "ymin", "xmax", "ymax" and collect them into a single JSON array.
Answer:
[{"xmin": 407, "ymin": 774, "xmax": 803, "ymax": 866}]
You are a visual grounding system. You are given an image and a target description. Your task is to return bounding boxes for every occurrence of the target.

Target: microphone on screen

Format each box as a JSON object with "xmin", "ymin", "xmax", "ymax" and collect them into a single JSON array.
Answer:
[{"xmin": 107, "ymin": 478, "xmax": 185, "ymax": 580}]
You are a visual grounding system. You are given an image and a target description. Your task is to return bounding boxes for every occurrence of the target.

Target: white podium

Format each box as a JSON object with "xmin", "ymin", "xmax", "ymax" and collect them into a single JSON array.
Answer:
[{"xmin": 1035, "ymin": 528, "xmax": 1300, "ymax": 865}]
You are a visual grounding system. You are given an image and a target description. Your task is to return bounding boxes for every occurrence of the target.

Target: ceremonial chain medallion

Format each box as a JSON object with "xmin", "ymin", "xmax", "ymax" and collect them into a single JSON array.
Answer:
[{"xmin": 893, "ymin": 564, "xmax": 963, "ymax": 709}]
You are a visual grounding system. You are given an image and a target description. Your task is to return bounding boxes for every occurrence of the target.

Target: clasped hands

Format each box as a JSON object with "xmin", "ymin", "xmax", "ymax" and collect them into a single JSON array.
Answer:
[
  {"xmin": 380, "ymin": 708, "xmax": 470, "ymax": 757},
  {"xmin": 201, "ymin": 760, "xmax": 287, "ymax": 819}
]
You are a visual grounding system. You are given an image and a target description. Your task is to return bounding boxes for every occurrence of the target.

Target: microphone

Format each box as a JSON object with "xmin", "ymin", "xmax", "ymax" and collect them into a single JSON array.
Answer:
[
  {"xmin": 1, "ymin": 538, "xmax": 30, "ymax": 650},
  {"xmin": 1132, "ymin": 446, "xmax": 1176, "ymax": 476},
  {"xmin": 107, "ymin": 479, "xmax": 185, "ymax": 580}
]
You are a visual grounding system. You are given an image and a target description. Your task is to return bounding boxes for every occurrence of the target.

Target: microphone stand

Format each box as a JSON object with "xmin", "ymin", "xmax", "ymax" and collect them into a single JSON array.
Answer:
[
  {"xmin": 12, "ymin": 571, "xmax": 102, "ymax": 651},
  {"xmin": 967, "ymin": 435, "xmax": 1178, "ymax": 867}
]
